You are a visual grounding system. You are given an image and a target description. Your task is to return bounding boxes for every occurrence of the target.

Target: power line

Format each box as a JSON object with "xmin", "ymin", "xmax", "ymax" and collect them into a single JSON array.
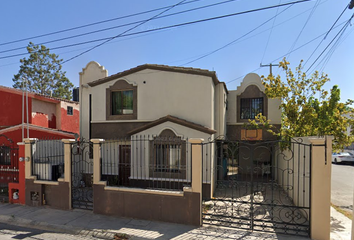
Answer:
[
  {"xmin": 323, "ymin": 3, "xmax": 348, "ymax": 39},
  {"xmin": 260, "ymin": 0, "xmax": 282, "ymax": 64},
  {"xmin": 180, "ymin": 4, "xmax": 294, "ymax": 66},
  {"xmin": 285, "ymin": 0, "xmax": 320, "ymax": 59},
  {"xmin": 0, "ymin": 0, "xmax": 202, "ymax": 47},
  {"xmin": 305, "ymin": 14, "xmax": 354, "ymax": 73},
  {"xmin": 226, "ymin": 19, "xmax": 348, "ymax": 84},
  {"xmin": 0, "ymin": 0, "xmax": 240, "ymax": 55},
  {"xmin": 0, "ymin": 0, "xmax": 314, "ymax": 61},
  {"xmin": 62, "ymin": 0, "xmax": 189, "ymax": 64}
]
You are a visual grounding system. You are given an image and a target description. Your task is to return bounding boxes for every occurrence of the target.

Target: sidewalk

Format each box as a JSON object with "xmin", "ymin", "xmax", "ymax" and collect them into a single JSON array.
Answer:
[{"xmin": 0, "ymin": 203, "xmax": 350, "ymax": 240}]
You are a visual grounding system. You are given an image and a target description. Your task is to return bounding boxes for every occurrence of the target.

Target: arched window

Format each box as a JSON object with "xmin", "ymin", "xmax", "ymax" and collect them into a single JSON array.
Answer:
[{"xmin": 150, "ymin": 129, "xmax": 186, "ymax": 179}]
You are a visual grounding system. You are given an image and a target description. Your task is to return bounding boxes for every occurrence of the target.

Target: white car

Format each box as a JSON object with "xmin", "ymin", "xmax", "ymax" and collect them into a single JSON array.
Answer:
[{"xmin": 332, "ymin": 152, "xmax": 354, "ymax": 164}]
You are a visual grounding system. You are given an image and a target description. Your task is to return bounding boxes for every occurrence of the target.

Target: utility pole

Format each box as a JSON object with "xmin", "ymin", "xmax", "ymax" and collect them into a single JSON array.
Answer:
[{"xmin": 260, "ymin": 63, "xmax": 279, "ymax": 76}]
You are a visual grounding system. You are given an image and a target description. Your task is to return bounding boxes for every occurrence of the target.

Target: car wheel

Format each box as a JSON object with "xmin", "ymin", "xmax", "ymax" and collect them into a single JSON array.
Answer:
[{"xmin": 333, "ymin": 158, "xmax": 338, "ymax": 164}]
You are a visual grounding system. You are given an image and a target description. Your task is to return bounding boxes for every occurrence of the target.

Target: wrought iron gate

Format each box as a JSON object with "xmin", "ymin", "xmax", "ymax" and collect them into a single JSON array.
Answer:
[
  {"xmin": 0, "ymin": 135, "xmax": 19, "ymax": 189},
  {"xmin": 71, "ymin": 140, "xmax": 93, "ymax": 210},
  {"xmin": 202, "ymin": 139, "xmax": 311, "ymax": 237}
]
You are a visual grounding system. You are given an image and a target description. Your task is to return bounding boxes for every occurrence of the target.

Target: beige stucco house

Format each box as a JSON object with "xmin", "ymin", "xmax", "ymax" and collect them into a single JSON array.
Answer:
[{"xmin": 78, "ymin": 61, "xmax": 281, "ymax": 195}]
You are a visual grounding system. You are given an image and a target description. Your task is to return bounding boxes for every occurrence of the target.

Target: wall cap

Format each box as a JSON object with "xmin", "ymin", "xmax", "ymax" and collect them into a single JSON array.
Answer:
[
  {"xmin": 62, "ymin": 139, "xmax": 76, "ymax": 144},
  {"xmin": 189, "ymin": 138, "xmax": 204, "ymax": 144},
  {"xmin": 24, "ymin": 138, "xmax": 38, "ymax": 143},
  {"xmin": 33, "ymin": 180, "xmax": 60, "ymax": 186},
  {"xmin": 103, "ymin": 186, "xmax": 184, "ymax": 196},
  {"xmin": 91, "ymin": 139, "xmax": 105, "ymax": 144},
  {"xmin": 309, "ymin": 138, "xmax": 326, "ymax": 144}
]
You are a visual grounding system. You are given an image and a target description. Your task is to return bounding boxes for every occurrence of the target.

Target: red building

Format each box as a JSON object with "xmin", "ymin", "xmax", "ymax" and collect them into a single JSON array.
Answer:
[{"xmin": 0, "ymin": 86, "xmax": 79, "ymax": 204}]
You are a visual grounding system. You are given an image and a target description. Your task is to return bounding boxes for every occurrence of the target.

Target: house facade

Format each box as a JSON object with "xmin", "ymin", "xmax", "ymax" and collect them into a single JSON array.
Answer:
[
  {"xmin": 79, "ymin": 61, "xmax": 281, "ymax": 199},
  {"xmin": 0, "ymin": 86, "xmax": 79, "ymax": 203}
]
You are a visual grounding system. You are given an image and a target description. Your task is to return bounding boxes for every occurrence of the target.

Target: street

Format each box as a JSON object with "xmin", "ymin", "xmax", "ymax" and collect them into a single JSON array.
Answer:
[
  {"xmin": 331, "ymin": 163, "xmax": 354, "ymax": 213},
  {"xmin": 0, "ymin": 222, "xmax": 99, "ymax": 240}
]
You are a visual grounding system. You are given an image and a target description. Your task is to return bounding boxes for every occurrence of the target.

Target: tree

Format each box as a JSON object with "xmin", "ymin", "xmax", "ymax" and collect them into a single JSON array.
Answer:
[
  {"xmin": 12, "ymin": 42, "xmax": 74, "ymax": 100},
  {"xmin": 261, "ymin": 58, "xmax": 354, "ymax": 150}
]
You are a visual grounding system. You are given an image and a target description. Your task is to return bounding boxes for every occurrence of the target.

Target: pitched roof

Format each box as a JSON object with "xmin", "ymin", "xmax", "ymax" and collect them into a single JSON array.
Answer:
[
  {"xmin": 0, "ymin": 124, "xmax": 77, "ymax": 138},
  {"xmin": 87, "ymin": 64, "xmax": 228, "ymax": 92},
  {"xmin": 128, "ymin": 115, "xmax": 216, "ymax": 135},
  {"xmin": 0, "ymin": 85, "xmax": 79, "ymax": 104}
]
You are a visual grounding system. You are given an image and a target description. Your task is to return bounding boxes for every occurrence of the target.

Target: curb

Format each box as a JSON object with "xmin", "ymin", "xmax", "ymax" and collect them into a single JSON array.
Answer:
[{"xmin": 0, "ymin": 215, "xmax": 118, "ymax": 239}]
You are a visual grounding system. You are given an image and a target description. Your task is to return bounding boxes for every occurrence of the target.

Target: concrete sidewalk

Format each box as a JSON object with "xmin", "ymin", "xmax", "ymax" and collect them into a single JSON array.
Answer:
[{"xmin": 0, "ymin": 203, "xmax": 350, "ymax": 240}]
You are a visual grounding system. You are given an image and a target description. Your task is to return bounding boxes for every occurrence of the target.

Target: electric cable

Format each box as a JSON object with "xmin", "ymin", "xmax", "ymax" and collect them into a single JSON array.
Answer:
[
  {"xmin": 260, "ymin": 0, "xmax": 282, "ymax": 65},
  {"xmin": 0, "ymin": 0, "xmax": 314, "ymax": 61},
  {"xmin": 0, "ymin": 0, "xmax": 203, "ymax": 47},
  {"xmin": 0, "ymin": 0, "xmax": 240, "ymax": 55},
  {"xmin": 305, "ymin": 14, "xmax": 353, "ymax": 73},
  {"xmin": 180, "ymin": 4, "xmax": 294, "ymax": 66},
  {"xmin": 61, "ymin": 0, "xmax": 189, "ymax": 64}
]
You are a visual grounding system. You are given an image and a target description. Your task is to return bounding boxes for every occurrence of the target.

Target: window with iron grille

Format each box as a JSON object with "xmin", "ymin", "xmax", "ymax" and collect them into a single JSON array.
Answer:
[
  {"xmin": 0, "ymin": 146, "xmax": 11, "ymax": 165},
  {"xmin": 240, "ymin": 98, "xmax": 263, "ymax": 119},
  {"xmin": 155, "ymin": 144, "xmax": 181, "ymax": 172}
]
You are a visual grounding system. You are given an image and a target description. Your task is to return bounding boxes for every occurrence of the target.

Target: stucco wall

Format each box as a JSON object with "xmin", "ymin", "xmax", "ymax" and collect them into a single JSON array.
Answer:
[
  {"xmin": 58, "ymin": 101, "xmax": 79, "ymax": 134},
  {"xmin": 0, "ymin": 89, "xmax": 32, "ymax": 127},
  {"xmin": 79, "ymin": 61, "xmax": 108, "ymax": 140},
  {"xmin": 226, "ymin": 73, "xmax": 281, "ymax": 125},
  {"xmin": 80, "ymin": 63, "xmax": 216, "ymax": 141},
  {"xmin": 32, "ymin": 99, "xmax": 56, "ymax": 128}
]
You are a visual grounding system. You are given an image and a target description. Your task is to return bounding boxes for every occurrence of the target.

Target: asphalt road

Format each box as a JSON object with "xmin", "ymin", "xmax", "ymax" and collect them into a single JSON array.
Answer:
[
  {"xmin": 331, "ymin": 163, "xmax": 354, "ymax": 212},
  {"xmin": 0, "ymin": 222, "xmax": 100, "ymax": 240}
]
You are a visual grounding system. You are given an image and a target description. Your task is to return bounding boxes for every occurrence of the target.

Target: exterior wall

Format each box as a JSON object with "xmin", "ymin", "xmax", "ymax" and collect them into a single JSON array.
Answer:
[
  {"xmin": 129, "ymin": 122, "xmax": 212, "ymax": 183},
  {"xmin": 215, "ymin": 83, "xmax": 227, "ymax": 138},
  {"xmin": 0, "ymin": 89, "xmax": 32, "ymax": 128},
  {"xmin": 25, "ymin": 179, "xmax": 70, "ymax": 209},
  {"xmin": 58, "ymin": 101, "xmax": 79, "ymax": 134},
  {"xmin": 94, "ymin": 185, "xmax": 200, "ymax": 225},
  {"xmin": 79, "ymin": 61, "xmax": 108, "ymax": 141},
  {"xmin": 226, "ymin": 73, "xmax": 281, "ymax": 127},
  {"xmin": 32, "ymin": 99, "xmax": 57, "ymax": 128},
  {"xmin": 80, "ymin": 64, "xmax": 215, "ymax": 140}
]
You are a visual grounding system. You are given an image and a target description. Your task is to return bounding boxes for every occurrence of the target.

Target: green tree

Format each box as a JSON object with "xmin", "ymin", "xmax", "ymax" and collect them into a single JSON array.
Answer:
[
  {"xmin": 261, "ymin": 58, "xmax": 354, "ymax": 150},
  {"xmin": 12, "ymin": 42, "xmax": 74, "ymax": 100}
]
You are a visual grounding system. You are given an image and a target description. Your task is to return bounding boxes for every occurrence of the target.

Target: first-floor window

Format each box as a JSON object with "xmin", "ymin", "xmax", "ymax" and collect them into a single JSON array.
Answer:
[
  {"xmin": 155, "ymin": 144, "xmax": 181, "ymax": 172},
  {"xmin": 112, "ymin": 90, "xmax": 133, "ymax": 115},
  {"xmin": 0, "ymin": 146, "xmax": 11, "ymax": 165},
  {"xmin": 240, "ymin": 97, "xmax": 263, "ymax": 119}
]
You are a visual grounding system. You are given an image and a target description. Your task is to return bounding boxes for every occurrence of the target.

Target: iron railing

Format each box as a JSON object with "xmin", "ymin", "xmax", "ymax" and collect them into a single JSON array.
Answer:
[
  {"xmin": 31, "ymin": 138, "xmax": 64, "ymax": 181},
  {"xmin": 100, "ymin": 135, "xmax": 191, "ymax": 191}
]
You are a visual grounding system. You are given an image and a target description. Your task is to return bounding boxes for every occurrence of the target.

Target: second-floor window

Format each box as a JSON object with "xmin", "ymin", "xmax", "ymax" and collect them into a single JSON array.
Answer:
[
  {"xmin": 67, "ymin": 106, "xmax": 73, "ymax": 115},
  {"xmin": 112, "ymin": 90, "xmax": 133, "ymax": 115},
  {"xmin": 240, "ymin": 98, "xmax": 263, "ymax": 119}
]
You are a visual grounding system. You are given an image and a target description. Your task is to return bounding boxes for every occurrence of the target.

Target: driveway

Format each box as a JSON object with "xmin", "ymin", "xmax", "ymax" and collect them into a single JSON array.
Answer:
[{"xmin": 331, "ymin": 163, "xmax": 354, "ymax": 213}]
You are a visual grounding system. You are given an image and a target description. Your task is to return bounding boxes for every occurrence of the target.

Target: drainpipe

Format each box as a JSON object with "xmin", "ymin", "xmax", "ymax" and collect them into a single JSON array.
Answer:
[
  {"xmin": 25, "ymin": 78, "xmax": 29, "ymax": 138},
  {"xmin": 22, "ymin": 78, "xmax": 24, "ymax": 141}
]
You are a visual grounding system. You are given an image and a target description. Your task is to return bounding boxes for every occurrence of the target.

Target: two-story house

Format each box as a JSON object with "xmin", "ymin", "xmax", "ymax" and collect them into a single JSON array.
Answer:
[{"xmin": 79, "ymin": 61, "xmax": 281, "ymax": 197}]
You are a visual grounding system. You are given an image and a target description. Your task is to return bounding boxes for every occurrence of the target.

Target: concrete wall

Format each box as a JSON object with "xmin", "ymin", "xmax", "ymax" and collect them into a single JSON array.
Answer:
[{"xmin": 92, "ymin": 138, "xmax": 203, "ymax": 226}]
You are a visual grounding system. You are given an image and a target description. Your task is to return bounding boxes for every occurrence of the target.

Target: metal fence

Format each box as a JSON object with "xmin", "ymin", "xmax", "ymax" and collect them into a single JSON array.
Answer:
[
  {"xmin": 100, "ymin": 135, "xmax": 191, "ymax": 191},
  {"xmin": 32, "ymin": 138, "xmax": 64, "ymax": 181},
  {"xmin": 0, "ymin": 144, "xmax": 19, "ymax": 188}
]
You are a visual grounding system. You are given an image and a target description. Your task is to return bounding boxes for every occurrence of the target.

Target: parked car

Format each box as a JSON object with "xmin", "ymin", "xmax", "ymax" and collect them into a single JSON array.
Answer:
[{"xmin": 332, "ymin": 152, "xmax": 354, "ymax": 164}]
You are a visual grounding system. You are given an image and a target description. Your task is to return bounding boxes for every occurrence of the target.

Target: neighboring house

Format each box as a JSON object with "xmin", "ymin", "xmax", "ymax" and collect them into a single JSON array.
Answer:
[
  {"xmin": 79, "ymin": 61, "xmax": 281, "ymax": 197},
  {"xmin": 0, "ymin": 86, "xmax": 79, "ymax": 202}
]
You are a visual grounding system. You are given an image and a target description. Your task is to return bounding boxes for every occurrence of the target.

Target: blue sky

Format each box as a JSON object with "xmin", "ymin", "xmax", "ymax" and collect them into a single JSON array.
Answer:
[{"xmin": 1, "ymin": 0, "xmax": 353, "ymax": 103}]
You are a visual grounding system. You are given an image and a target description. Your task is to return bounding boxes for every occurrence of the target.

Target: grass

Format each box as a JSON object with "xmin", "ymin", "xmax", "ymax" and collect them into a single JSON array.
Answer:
[{"xmin": 331, "ymin": 203, "xmax": 353, "ymax": 220}]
